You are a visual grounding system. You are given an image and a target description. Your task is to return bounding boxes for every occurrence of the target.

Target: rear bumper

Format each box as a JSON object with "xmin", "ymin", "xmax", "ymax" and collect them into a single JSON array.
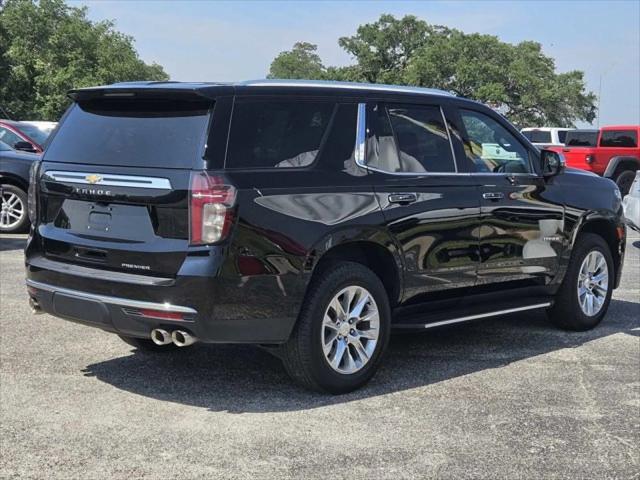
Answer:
[{"xmin": 25, "ymin": 255, "xmax": 306, "ymax": 344}]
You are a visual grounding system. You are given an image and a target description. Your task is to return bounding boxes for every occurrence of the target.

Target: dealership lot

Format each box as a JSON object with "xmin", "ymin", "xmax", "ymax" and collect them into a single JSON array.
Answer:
[{"xmin": 1, "ymin": 233, "xmax": 638, "ymax": 479}]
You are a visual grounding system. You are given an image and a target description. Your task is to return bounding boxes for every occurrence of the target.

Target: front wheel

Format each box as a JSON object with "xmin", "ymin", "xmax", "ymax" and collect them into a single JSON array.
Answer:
[
  {"xmin": 282, "ymin": 262, "xmax": 391, "ymax": 394},
  {"xmin": 548, "ymin": 233, "xmax": 614, "ymax": 331}
]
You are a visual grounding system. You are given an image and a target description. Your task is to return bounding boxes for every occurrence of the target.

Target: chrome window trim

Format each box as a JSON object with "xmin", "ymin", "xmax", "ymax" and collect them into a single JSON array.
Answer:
[
  {"xmin": 43, "ymin": 171, "xmax": 172, "ymax": 190},
  {"xmin": 26, "ymin": 279, "xmax": 197, "ymax": 314}
]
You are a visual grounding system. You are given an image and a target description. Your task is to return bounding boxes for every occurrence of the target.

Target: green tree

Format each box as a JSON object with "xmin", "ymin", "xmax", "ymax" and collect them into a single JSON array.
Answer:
[
  {"xmin": 0, "ymin": 0, "xmax": 168, "ymax": 120},
  {"xmin": 268, "ymin": 42, "xmax": 325, "ymax": 80},
  {"xmin": 267, "ymin": 14, "xmax": 596, "ymax": 127}
]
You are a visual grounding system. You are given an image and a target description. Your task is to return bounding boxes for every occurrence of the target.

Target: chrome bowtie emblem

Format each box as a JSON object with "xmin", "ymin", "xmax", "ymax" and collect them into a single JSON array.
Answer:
[{"xmin": 85, "ymin": 174, "xmax": 102, "ymax": 184}]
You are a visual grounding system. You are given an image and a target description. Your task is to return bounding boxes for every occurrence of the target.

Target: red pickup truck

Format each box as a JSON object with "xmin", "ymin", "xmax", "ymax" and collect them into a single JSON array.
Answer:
[{"xmin": 549, "ymin": 125, "xmax": 639, "ymax": 195}]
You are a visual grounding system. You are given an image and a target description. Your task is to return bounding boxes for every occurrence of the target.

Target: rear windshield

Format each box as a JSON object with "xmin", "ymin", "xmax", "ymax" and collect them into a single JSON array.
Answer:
[
  {"xmin": 565, "ymin": 131, "xmax": 599, "ymax": 147},
  {"xmin": 44, "ymin": 98, "xmax": 211, "ymax": 168},
  {"xmin": 522, "ymin": 130, "xmax": 551, "ymax": 143}
]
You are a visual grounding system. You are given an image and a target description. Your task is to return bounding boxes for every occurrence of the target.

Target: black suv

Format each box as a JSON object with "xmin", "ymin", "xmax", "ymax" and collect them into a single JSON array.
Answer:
[{"xmin": 25, "ymin": 80, "xmax": 626, "ymax": 393}]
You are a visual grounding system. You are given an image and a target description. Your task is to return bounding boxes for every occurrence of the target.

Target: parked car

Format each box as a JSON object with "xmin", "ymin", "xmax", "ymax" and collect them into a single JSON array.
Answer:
[
  {"xmin": 0, "ymin": 140, "xmax": 39, "ymax": 232},
  {"xmin": 0, "ymin": 119, "xmax": 53, "ymax": 153},
  {"xmin": 521, "ymin": 127, "xmax": 573, "ymax": 147},
  {"xmin": 25, "ymin": 80, "xmax": 626, "ymax": 393},
  {"xmin": 548, "ymin": 125, "xmax": 640, "ymax": 195},
  {"xmin": 622, "ymin": 171, "xmax": 640, "ymax": 231}
]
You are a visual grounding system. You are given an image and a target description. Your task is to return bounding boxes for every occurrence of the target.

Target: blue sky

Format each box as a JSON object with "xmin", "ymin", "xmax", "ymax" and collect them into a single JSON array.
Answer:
[{"xmin": 74, "ymin": 0, "xmax": 640, "ymax": 127}]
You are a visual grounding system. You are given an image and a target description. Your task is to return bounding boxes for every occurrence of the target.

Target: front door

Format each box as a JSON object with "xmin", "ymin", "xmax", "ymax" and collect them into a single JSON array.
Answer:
[
  {"xmin": 456, "ymin": 107, "xmax": 565, "ymax": 288},
  {"xmin": 363, "ymin": 102, "xmax": 480, "ymax": 305}
]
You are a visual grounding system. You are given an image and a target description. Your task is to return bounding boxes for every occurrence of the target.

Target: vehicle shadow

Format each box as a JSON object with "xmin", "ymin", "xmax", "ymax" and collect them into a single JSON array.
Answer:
[
  {"xmin": 0, "ymin": 236, "xmax": 26, "ymax": 252},
  {"xmin": 82, "ymin": 298, "xmax": 639, "ymax": 413}
]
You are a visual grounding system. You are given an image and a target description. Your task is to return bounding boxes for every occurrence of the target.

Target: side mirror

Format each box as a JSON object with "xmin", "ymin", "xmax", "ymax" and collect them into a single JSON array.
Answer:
[
  {"xmin": 541, "ymin": 149, "xmax": 565, "ymax": 177},
  {"xmin": 13, "ymin": 141, "xmax": 37, "ymax": 153}
]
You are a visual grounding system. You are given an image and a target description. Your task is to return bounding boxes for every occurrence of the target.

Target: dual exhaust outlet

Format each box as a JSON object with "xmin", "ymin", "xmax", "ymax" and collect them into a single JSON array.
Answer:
[{"xmin": 151, "ymin": 329, "xmax": 196, "ymax": 347}]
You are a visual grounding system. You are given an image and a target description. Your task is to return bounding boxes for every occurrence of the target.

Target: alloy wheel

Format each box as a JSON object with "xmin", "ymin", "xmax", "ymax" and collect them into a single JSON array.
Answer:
[
  {"xmin": 0, "ymin": 191, "xmax": 25, "ymax": 230},
  {"xmin": 577, "ymin": 250, "xmax": 609, "ymax": 317},
  {"xmin": 321, "ymin": 285, "xmax": 380, "ymax": 374}
]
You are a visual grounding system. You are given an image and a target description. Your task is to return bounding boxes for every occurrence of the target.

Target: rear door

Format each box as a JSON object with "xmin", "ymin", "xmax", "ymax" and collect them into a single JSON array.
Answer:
[
  {"xmin": 35, "ymin": 94, "xmax": 214, "ymax": 277},
  {"xmin": 455, "ymin": 107, "xmax": 565, "ymax": 288},
  {"xmin": 365, "ymin": 101, "xmax": 480, "ymax": 304}
]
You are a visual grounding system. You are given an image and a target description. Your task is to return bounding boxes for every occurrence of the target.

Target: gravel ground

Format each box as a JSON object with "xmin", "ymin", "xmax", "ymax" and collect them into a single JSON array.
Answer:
[{"xmin": 1, "ymin": 232, "xmax": 639, "ymax": 479}]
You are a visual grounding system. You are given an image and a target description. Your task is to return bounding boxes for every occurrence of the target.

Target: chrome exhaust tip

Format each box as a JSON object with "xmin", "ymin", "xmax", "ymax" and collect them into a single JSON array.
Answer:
[
  {"xmin": 150, "ymin": 329, "xmax": 172, "ymax": 346},
  {"xmin": 29, "ymin": 297, "xmax": 43, "ymax": 314},
  {"xmin": 172, "ymin": 330, "xmax": 196, "ymax": 347}
]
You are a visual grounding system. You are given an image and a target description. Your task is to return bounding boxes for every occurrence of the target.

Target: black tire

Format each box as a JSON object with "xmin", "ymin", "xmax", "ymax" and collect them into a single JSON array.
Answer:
[
  {"xmin": 548, "ymin": 233, "xmax": 614, "ymax": 331},
  {"xmin": 281, "ymin": 262, "xmax": 391, "ymax": 394},
  {"xmin": 118, "ymin": 335, "xmax": 179, "ymax": 352},
  {"xmin": 614, "ymin": 169, "xmax": 636, "ymax": 196},
  {"xmin": 0, "ymin": 184, "xmax": 29, "ymax": 233}
]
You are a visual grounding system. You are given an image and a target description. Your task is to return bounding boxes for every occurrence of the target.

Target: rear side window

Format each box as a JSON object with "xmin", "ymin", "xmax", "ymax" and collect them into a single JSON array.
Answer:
[
  {"xmin": 565, "ymin": 131, "xmax": 598, "ymax": 147},
  {"xmin": 226, "ymin": 100, "xmax": 334, "ymax": 169},
  {"xmin": 600, "ymin": 130, "xmax": 638, "ymax": 148},
  {"xmin": 523, "ymin": 130, "xmax": 551, "ymax": 144},
  {"xmin": 44, "ymin": 98, "xmax": 211, "ymax": 168},
  {"xmin": 387, "ymin": 105, "xmax": 455, "ymax": 173}
]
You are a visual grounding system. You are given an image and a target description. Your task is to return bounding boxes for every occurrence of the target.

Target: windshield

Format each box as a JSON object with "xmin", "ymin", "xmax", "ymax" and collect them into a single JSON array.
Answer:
[
  {"xmin": 565, "ymin": 131, "xmax": 599, "ymax": 147},
  {"xmin": 44, "ymin": 98, "xmax": 212, "ymax": 168},
  {"xmin": 16, "ymin": 123, "xmax": 50, "ymax": 145}
]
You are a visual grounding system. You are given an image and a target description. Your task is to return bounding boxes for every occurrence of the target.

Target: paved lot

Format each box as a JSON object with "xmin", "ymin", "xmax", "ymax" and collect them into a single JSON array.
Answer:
[{"xmin": 1, "ymin": 233, "xmax": 638, "ymax": 479}]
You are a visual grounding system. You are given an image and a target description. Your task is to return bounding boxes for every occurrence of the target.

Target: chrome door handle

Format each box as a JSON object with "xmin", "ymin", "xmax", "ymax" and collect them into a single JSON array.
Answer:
[
  {"xmin": 388, "ymin": 193, "xmax": 417, "ymax": 204},
  {"xmin": 482, "ymin": 192, "xmax": 505, "ymax": 200}
]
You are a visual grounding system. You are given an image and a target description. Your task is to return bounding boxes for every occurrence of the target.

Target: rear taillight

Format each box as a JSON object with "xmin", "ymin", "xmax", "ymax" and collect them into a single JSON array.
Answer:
[
  {"xmin": 27, "ymin": 161, "xmax": 40, "ymax": 223},
  {"xmin": 585, "ymin": 154, "xmax": 595, "ymax": 164},
  {"xmin": 189, "ymin": 171, "xmax": 236, "ymax": 245}
]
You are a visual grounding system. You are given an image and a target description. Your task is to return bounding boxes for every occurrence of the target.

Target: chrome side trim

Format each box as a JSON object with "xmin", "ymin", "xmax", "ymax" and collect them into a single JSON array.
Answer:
[
  {"xmin": 393, "ymin": 302, "xmax": 552, "ymax": 329},
  {"xmin": 26, "ymin": 279, "xmax": 197, "ymax": 314},
  {"xmin": 355, "ymin": 103, "xmax": 367, "ymax": 166},
  {"xmin": 44, "ymin": 171, "xmax": 172, "ymax": 190}
]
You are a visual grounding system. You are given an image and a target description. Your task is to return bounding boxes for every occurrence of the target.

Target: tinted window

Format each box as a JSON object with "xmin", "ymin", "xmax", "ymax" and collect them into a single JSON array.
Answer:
[
  {"xmin": 600, "ymin": 130, "xmax": 637, "ymax": 148},
  {"xmin": 387, "ymin": 105, "xmax": 455, "ymax": 173},
  {"xmin": 366, "ymin": 103, "xmax": 401, "ymax": 172},
  {"xmin": 565, "ymin": 130, "xmax": 598, "ymax": 147},
  {"xmin": 226, "ymin": 100, "xmax": 334, "ymax": 169},
  {"xmin": 44, "ymin": 98, "xmax": 211, "ymax": 168},
  {"xmin": 523, "ymin": 130, "xmax": 551, "ymax": 144},
  {"xmin": 558, "ymin": 130, "xmax": 568, "ymax": 143},
  {"xmin": 460, "ymin": 109, "xmax": 531, "ymax": 174},
  {"xmin": 315, "ymin": 103, "xmax": 359, "ymax": 173}
]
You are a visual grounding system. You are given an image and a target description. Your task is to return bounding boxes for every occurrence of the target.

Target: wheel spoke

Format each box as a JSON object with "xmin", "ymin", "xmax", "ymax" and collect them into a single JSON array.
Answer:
[
  {"xmin": 330, "ymin": 340, "xmax": 347, "ymax": 369},
  {"xmin": 357, "ymin": 327, "xmax": 378, "ymax": 340},
  {"xmin": 352, "ymin": 338, "xmax": 370, "ymax": 363},
  {"xmin": 349, "ymin": 290, "xmax": 370, "ymax": 319}
]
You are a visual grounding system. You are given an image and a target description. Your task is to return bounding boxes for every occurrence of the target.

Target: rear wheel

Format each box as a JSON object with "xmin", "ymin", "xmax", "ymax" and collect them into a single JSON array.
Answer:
[
  {"xmin": 0, "ymin": 185, "xmax": 29, "ymax": 233},
  {"xmin": 548, "ymin": 233, "xmax": 614, "ymax": 331},
  {"xmin": 282, "ymin": 262, "xmax": 391, "ymax": 394},
  {"xmin": 614, "ymin": 169, "xmax": 636, "ymax": 196},
  {"xmin": 118, "ymin": 335, "xmax": 179, "ymax": 352}
]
